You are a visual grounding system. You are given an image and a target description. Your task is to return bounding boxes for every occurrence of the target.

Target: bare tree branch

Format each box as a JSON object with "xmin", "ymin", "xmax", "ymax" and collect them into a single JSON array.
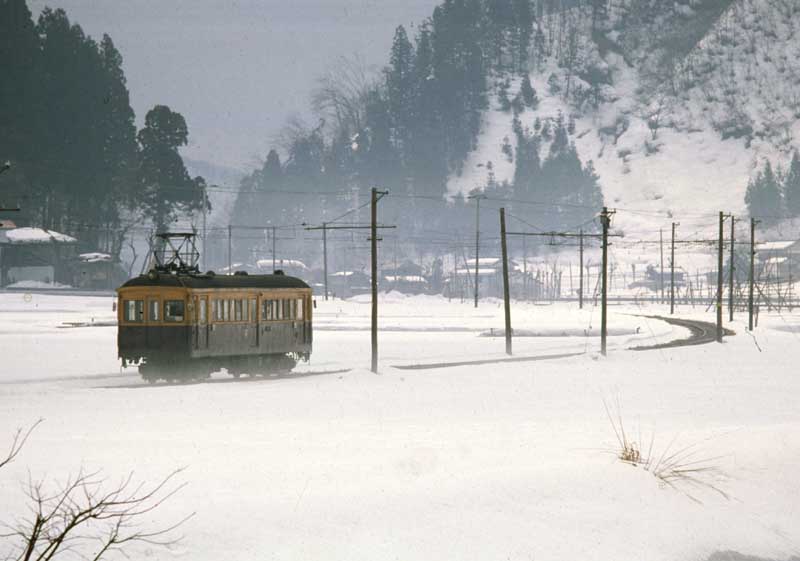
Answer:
[
  {"xmin": 1, "ymin": 425, "xmax": 190, "ymax": 561},
  {"xmin": 0, "ymin": 421, "xmax": 43, "ymax": 471}
]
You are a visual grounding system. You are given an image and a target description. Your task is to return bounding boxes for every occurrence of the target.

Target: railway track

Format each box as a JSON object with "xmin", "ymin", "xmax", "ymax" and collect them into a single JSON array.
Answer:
[{"xmin": 630, "ymin": 316, "xmax": 735, "ymax": 351}]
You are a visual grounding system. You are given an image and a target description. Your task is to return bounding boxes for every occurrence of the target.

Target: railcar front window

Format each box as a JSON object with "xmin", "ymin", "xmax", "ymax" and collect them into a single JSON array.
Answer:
[
  {"xmin": 199, "ymin": 300, "xmax": 207, "ymax": 324},
  {"xmin": 125, "ymin": 300, "xmax": 144, "ymax": 323},
  {"xmin": 164, "ymin": 300, "xmax": 185, "ymax": 322}
]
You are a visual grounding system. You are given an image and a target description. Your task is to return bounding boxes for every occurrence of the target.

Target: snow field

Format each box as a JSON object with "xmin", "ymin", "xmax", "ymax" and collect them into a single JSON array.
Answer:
[{"xmin": 1, "ymin": 292, "xmax": 799, "ymax": 561}]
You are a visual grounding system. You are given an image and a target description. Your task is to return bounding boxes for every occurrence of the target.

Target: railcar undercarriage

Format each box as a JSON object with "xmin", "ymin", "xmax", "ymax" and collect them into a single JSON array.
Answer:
[{"xmin": 133, "ymin": 353, "xmax": 308, "ymax": 383}]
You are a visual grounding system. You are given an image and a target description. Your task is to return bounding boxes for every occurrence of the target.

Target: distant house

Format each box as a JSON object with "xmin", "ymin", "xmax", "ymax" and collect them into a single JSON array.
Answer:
[
  {"xmin": 328, "ymin": 270, "xmax": 371, "ymax": 298},
  {"xmin": 0, "ymin": 226, "xmax": 77, "ymax": 287},
  {"xmin": 382, "ymin": 260, "xmax": 429, "ymax": 294},
  {"xmin": 72, "ymin": 252, "xmax": 128, "ymax": 290},
  {"xmin": 755, "ymin": 240, "xmax": 800, "ymax": 283},
  {"xmin": 256, "ymin": 258, "xmax": 310, "ymax": 278}
]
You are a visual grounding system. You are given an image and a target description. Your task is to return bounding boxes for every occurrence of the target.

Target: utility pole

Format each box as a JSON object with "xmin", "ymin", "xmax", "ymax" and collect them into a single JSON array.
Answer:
[
  {"xmin": 579, "ymin": 229, "xmax": 584, "ymax": 309},
  {"xmin": 717, "ymin": 211, "xmax": 725, "ymax": 342},
  {"xmin": 468, "ymin": 193, "xmax": 486, "ymax": 308},
  {"xmin": 660, "ymin": 228, "xmax": 665, "ymax": 304},
  {"xmin": 228, "ymin": 224, "xmax": 232, "ymax": 275},
  {"xmin": 271, "ymin": 226, "xmax": 277, "ymax": 271},
  {"xmin": 202, "ymin": 193, "xmax": 208, "ymax": 271},
  {"xmin": 670, "ymin": 222, "xmax": 678, "ymax": 315},
  {"xmin": 322, "ymin": 223, "xmax": 329, "ymax": 300},
  {"xmin": 729, "ymin": 216, "xmax": 735, "ymax": 322},
  {"xmin": 600, "ymin": 207, "xmax": 614, "ymax": 356},
  {"xmin": 500, "ymin": 208, "xmax": 512, "ymax": 355},
  {"xmin": 749, "ymin": 218, "xmax": 757, "ymax": 331},
  {"xmin": 371, "ymin": 188, "xmax": 378, "ymax": 372},
  {"xmin": 369, "ymin": 188, "xmax": 391, "ymax": 373}
]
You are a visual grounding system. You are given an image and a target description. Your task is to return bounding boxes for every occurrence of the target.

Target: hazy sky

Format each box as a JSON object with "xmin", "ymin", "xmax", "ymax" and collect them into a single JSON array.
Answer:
[{"xmin": 29, "ymin": 0, "xmax": 438, "ymax": 172}]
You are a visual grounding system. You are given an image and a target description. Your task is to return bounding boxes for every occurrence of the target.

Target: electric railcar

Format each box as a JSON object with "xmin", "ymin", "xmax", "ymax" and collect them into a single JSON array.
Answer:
[{"xmin": 117, "ymin": 270, "xmax": 313, "ymax": 383}]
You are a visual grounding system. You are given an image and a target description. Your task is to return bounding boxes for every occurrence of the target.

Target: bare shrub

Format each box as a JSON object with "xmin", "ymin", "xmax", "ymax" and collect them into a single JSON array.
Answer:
[{"xmin": 0, "ymin": 422, "xmax": 191, "ymax": 561}]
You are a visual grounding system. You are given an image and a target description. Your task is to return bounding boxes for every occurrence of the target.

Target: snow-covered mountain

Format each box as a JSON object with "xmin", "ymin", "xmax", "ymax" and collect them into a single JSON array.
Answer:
[{"xmin": 449, "ymin": 0, "xmax": 800, "ymax": 243}]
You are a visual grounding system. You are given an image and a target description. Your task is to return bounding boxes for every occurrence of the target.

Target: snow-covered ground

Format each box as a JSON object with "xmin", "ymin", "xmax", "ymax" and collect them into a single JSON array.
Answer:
[{"xmin": 1, "ymin": 291, "xmax": 799, "ymax": 561}]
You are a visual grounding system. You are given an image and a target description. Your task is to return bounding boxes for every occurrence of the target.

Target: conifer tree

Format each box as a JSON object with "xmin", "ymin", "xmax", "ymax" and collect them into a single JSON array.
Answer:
[
  {"xmin": 519, "ymin": 74, "xmax": 538, "ymax": 108},
  {"xmin": 386, "ymin": 25, "xmax": 414, "ymax": 153},
  {"xmin": 136, "ymin": 105, "xmax": 205, "ymax": 233},
  {"xmin": 783, "ymin": 151, "xmax": 800, "ymax": 218},
  {"xmin": 745, "ymin": 161, "xmax": 783, "ymax": 223}
]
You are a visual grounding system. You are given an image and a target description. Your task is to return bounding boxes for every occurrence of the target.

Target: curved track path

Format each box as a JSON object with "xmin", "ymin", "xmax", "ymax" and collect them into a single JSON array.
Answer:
[{"xmin": 630, "ymin": 316, "xmax": 735, "ymax": 351}]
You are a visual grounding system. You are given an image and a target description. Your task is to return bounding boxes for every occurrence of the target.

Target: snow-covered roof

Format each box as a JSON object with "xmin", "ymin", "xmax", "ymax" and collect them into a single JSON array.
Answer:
[
  {"xmin": 79, "ymin": 252, "xmax": 112, "ymax": 263},
  {"xmin": 256, "ymin": 259, "xmax": 308, "ymax": 270},
  {"xmin": 331, "ymin": 271, "xmax": 355, "ymax": 277},
  {"xmin": 2, "ymin": 227, "xmax": 76, "ymax": 245},
  {"xmin": 455, "ymin": 268, "xmax": 497, "ymax": 276},
  {"xmin": 758, "ymin": 241, "xmax": 795, "ymax": 251},
  {"xmin": 385, "ymin": 275, "xmax": 427, "ymax": 283},
  {"xmin": 765, "ymin": 256, "xmax": 788, "ymax": 265}
]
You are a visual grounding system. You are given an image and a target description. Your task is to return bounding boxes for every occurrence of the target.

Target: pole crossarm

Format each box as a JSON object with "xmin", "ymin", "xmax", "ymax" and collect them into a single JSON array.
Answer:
[
  {"xmin": 304, "ymin": 225, "xmax": 396, "ymax": 231},
  {"xmin": 506, "ymin": 231, "xmax": 623, "ymax": 239}
]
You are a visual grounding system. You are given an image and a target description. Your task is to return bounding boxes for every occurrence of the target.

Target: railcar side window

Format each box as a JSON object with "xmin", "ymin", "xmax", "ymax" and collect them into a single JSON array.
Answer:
[
  {"xmin": 234, "ymin": 299, "xmax": 243, "ymax": 321},
  {"xmin": 297, "ymin": 299, "xmax": 304, "ymax": 320},
  {"xmin": 148, "ymin": 299, "xmax": 159, "ymax": 322},
  {"xmin": 125, "ymin": 300, "xmax": 144, "ymax": 323},
  {"xmin": 164, "ymin": 300, "xmax": 185, "ymax": 322},
  {"xmin": 249, "ymin": 299, "xmax": 256, "ymax": 322},
  {"xmin": 223, "ymin": 299, "xmax": 231, "ymax": 321},
  {"xmin": 261, "ymin": 300, "xmax": 274, "ymax": 321},
  {"xmin": 199, "ymin": 300, "xmax": 207, "ymax": 324},
  {"xmin": 276, "ymin": 300, "xmax": 283, "ymax": 320}
]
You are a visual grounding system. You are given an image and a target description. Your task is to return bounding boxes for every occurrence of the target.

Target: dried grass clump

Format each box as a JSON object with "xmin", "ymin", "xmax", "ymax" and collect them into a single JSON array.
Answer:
[{"xmin": 603, "ymin": 397, "xmax": 730, "ymax": 504}]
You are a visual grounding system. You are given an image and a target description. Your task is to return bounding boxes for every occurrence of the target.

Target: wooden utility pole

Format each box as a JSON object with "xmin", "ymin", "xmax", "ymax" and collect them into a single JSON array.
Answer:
[
  {"xmin": 271, "ymin": 226, "xmax": 277, "ymax": 271},
  {"xmin": 670, "ymin": 222, "xmax": 678, "ymax": 315},
  {"xmin": 322, "ymin": 223, "xmax": 328, "ymax": 300},
  {"xmin": 500, "ymin": 208, "xmax": 512, "ymax": 355},
  {"xmin": 371, "ymin": 188, "xmax": 379, "ymax": 373},
  {"xmin": 717, "ymin": 211, "xmax": 724, "ymax": 342},
  {"xmin": 228, "ymin": 224, "xmax": 232, "ymax": 275},
  {"xmin": 600, "ymin": 207, "xmax": 613, "ymax": 356},
  {"xmin": 660, "ymin": 228, "xmax": 665, "ymax": 303},
  {"xmin": 729, "ymin": 216, "xmax": 735, "ymax": 322},
  {"xmin": 468, "ymin": 194, "xmax": 486, "ymax": 308},
  {"xmin": 579, "ymin": 229, "xmax": 584, "ymax": 309},
  {"xmin": 749, "ymin": 218, "xmax": 757, "ymax": 331},
  {"xmin": 202, "ymin": 190, "xmax": 208, "ymax": 271}
]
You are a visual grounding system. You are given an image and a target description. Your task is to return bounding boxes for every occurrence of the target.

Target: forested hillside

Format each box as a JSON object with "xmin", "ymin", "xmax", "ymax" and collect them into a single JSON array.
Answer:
[
  {"xmin": 0, "ymin": 0, "xmax": 206, "ymax": 259},
  {"xmin": 231, "ymin": 0, "xmax": 800, "ymax": 266}
]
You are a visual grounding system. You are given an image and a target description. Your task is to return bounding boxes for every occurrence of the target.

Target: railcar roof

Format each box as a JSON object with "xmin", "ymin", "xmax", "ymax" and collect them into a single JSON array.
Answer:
[{"xmin": 119, "ymin": 273, "xmax": 310, "ymax": 290}]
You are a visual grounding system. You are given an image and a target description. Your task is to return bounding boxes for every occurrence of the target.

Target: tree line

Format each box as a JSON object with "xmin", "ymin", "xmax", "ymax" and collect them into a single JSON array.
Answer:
[
  {"xmin": 0, "ymin": 0, "xmax": 206, "ymax": 259},
  {"xmin": 745, "ymin": 151, "xmax": 800, "ymax": 224}
]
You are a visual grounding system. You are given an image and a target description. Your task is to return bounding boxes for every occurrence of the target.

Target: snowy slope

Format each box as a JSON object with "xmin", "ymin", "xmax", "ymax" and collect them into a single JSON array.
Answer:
[{"xmin": 447, "ymin": 0, "xmax": 800, "ymax": 257}]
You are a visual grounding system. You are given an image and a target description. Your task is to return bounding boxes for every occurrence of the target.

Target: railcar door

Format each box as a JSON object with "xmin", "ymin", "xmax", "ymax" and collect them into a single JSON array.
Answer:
[{"xmin": 195, "ymin": 295, "xmax": 208, "ymax": 350}]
